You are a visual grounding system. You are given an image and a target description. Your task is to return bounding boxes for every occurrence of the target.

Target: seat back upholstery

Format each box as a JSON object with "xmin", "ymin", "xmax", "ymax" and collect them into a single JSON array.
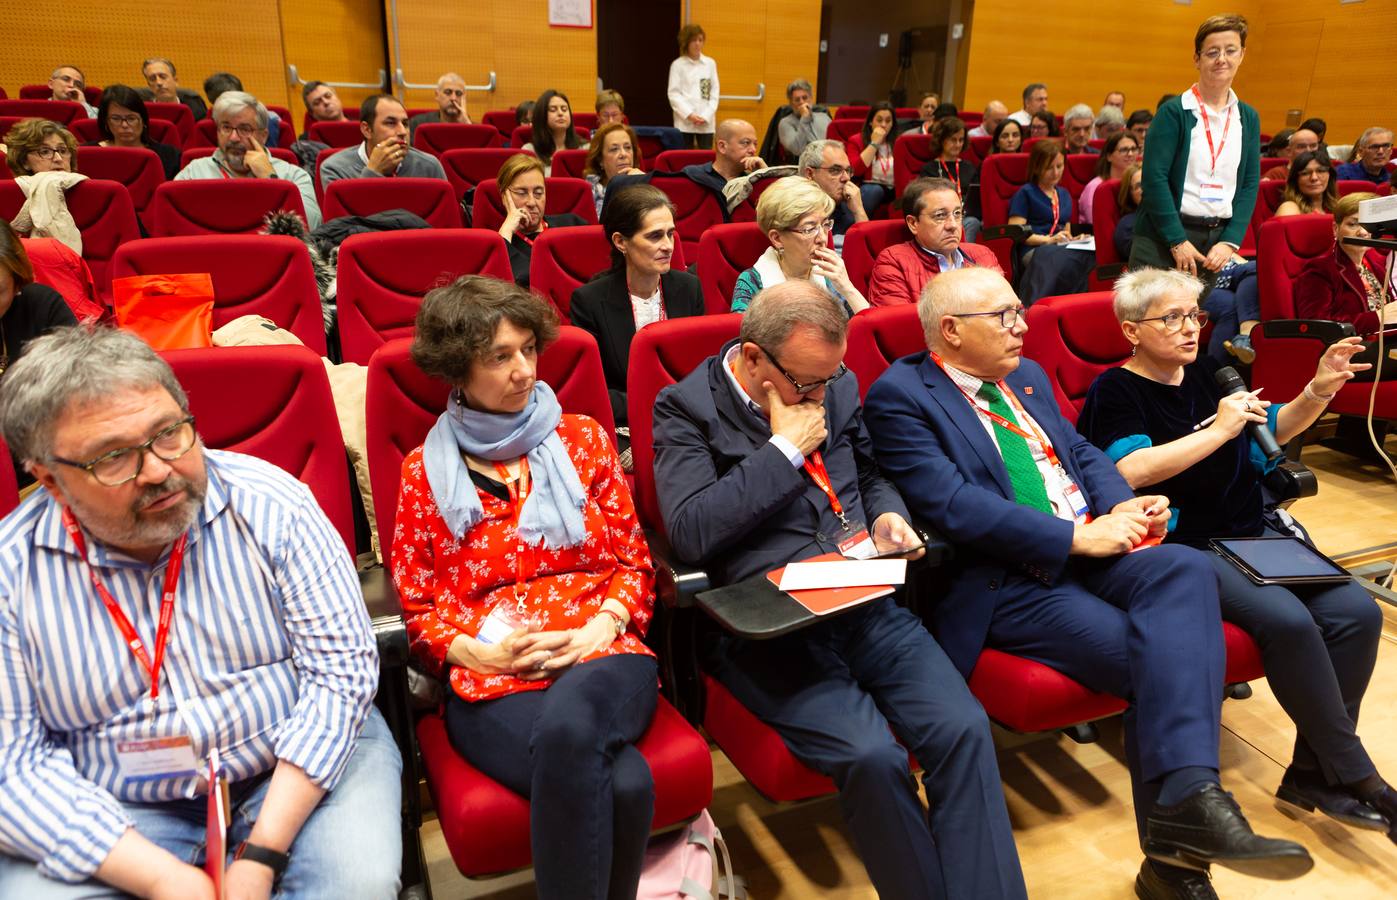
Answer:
[
  {"xmin": 161, "ymin": 344, "xmax": 355, "ymax": 554},
  {"xmin": 337, "ymin": 230, "xmax": 512, "ymax": 366},
  {"xmin": 111, "ymin": 235, "xmax": 327, "ymax": 354},
  {"xmin": 697, "ymin": 222, "xmax": 769, "ymax": 315},
  {"xmin": 550, "ymin": 148, "xmax": 589, "ymax": 179},
  {"xmin": 481, "ymin": 110, "xmax": 517, "ymax": 140},
  {"xmin": 572, "ymin": 112, "xmax": 599, "ymax": 132},
  {"xmin": 626, "ymin": 314, "xmax": 744, "ymax": 529},
  {"xmin": 1092, "ymin": 178, "xmax": 1125, "ymax": 267},
  {"xmin": 0, "ymin": 99, "xmax": 86, "ymax": 123},
  {"xmin": 145, "ymin": 179, "xmax": 307, "ymax": 237},
  {"xmin": 841, "ymin": 218, "xmax": 909, "ymax": 297},
  {"xmin": 1060, "ymin": 154, "xmax": 1099, "ymax": 213},
  {"xmin": 529, "ymin": 225, "xmax": 609, "ymax": 324},
  {"xmin": 1020, "ymin": 291, "xmax": 1130, "ymax": 423},
  {"xmin": 471, "ymin": 176, "xmax": 598, "ymax": 232},
  {"xmin": 649, "ymin": 175, "xmax": 726, "ymax": 265},
  {"xmin": 302, "ymin": 107, "xmax": 361, "ymax": 137},
  {"xmin": 968, "ymin": 134, "xmax": 993, "ymax": 162},
  {"xmin": 893, "ymin": 133, "xmax": 936, "ymax": 197},
  {"xmin": 834, "ymin": 105, "xmax": 868, "ymax": 120},
  {"xmin": 0, "ymin": 436, "xmax": 17, "ymax": 520},
  {"xmin": 323, "ymin": 177, "xmax": 463, "ymax": 229},
  {"xmin": 827, "ymin": 120, "xmax": 861, "ymax": 145},
  {"xmin": 308, "ymin": 120, "xmax": 366, "ymax": 148},
  {"xmin": 75, "ymin": 146, "xmax": 166, "ymax": 224},
  {"xmin": 978, "ymin": 152, "xmax": 1030, "ymax": 273},
  {"xmin": 366, "ymin": 329, "xmax": 614, "ymax": 558},
  {"xmin": 0, "ymin": 179, "xmax": 140, "ymax": 301},
  {"xmin": 185, "ymin": 119, "xmax": 219, "ymax": 149},
  {"xmin": 413, "ymin": 123, "xmax": 503, "ymax": 156},
  {"xmin": 439, "ymin": 148, "xmax": 530, "ymax": 200},
  {"xmin": 652, "ymin": 150, "xmax": 713, "ymax": 173},
  {"xmin": 143, "ymin": 102, "xmax": 194, "ymax": 142},
  {"xmin": 845, "ymin": 305, "xmax": 926, "ymax": 400},
  {"xmin": 727, "ymin": 175, "xmax": 780, "ymax": 224}
]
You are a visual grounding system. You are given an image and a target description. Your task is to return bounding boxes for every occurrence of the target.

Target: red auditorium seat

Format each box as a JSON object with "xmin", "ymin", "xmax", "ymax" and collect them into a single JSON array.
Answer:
[
  {"xmin": 844, "ymin": 305, "xmax": 928, "ymax": 400},
  {"xmin": 481, "ymin": 110, "xmax": 517, "ymax": 140},
  {"xmin": 509, "ymin": 124, "xmax": 590, "ymax": 149},
  {"xmin": 529, "ymin": 225, "xmax": 609, "ymax": 323},
  {"xmin": 145, "ymin": 179, "xmax": 308, "ymax": 237},
  {"xmin": 313, "ymin": 146, "xmax": 338, "ymax": 204},
  {"xmin": 696, "ymin": 222, "xmax": 768, "ymax": 315},
  {"xmin": 827, "ymin": 119, "xmax": 862, "ymax": 145},
  {"xmin": 834, "ymin": 105, "xmax": 868, "ymax": 120},
  {"xmin": 549, "ymin": 148, "xmax": 588, "ymax": 180},
  {"xmin": 0, "ymin": 436, "xmax": 18, "ymax": 519},
  {"xmin": 180, "ymin": 146, "xmax": 299, "ymax": 170},
  {"xmin": 413, "ymin": 123, "xmax": 502, "ymax": 156},
  {"xmin": 635, "ymin": 134, "xmax": 665, "ymax": 171},
  {"xmin": 439, "ymin": 147, "xmax": 530, "ymax": 200},
  {"xmin": 323, "ymin": 178, "xmax": 462, "ymax": 229},
  {"xmin": 336, "ymin": 230, "xmax": 513, "ymax": 366},
  {"xmin": 728, "ymin": 175, "xmax": 779, "ymax": 224},
  {"xmin": 1021, "ymin": 291, "xmax": 1129, "ymax": 424},
  {"xmin": 70, "ymin": 117, "xmax": 180, "ymax": 149},
  {"xmin": 893, "ymin": 133, "xmax": 936, "ymax": 196},
  {"xmin": 1061, "ymin": 154, "xmax": 1099, "ymax": 214},
  {"xmin": 301, "ymin": 107, "xmax": 360, "ymax": 137},
  {"xmin": 0, "ymin": 99, "xmax": 86, "ymax": 124},
  {"xmin": 0, "ymin": 179, "xmax": 140, "ymax": 302},
  {"xmin": 308, "ymin": 120, "xmax": 366, "ymax": 148},
  {"xmin": 841, "ymin": 219, "xmax": 908, "ymax": 297},
  {"xmin": 471, "ymin": 177, "xmax": 597, "ymax": 232},
  {"xmin": 651, "ymin": 149, "xmax": 712, "ymax": 174},
  {"xmin": 649, "ymin": 176, "xmax": 725, "ymax": 264},
  {"xmin": 75, "ymin": 146, "xmax": 165, "ymax": 227},
  {"xmin": 143, "ymin": 102, "xmax": 195, "ymax": 143},
  {"xmin": 978, "ymin": 152, "xmax": 1030, "ymax": 273},
  {"xmin": 895, "ymin": 108, "xmax": 919, "ymax": 121},
  {"xmin": 1259, "ymin": 157, "xmax": 1287, "ymax": 176},
  {"xmin": 111, "ymin": 235, "xmax": 327, "ymax": 354},
  {"xmin": 161, "ymin": 344, "xmax": 354, "ymax": 553},
  {"xmin": 961, "ymin": 111, "xmax": 983, "ymax": 127},
  {"xmin": 1090, "ymin": 177, "xmax": 1126, "ymax": 290},
  {"xmin": 572, "ymin": 112, "xmax": 599, "ymax": 132},
  {"xmin": 968, "ymin": 134, "xmax": 993, "ymax": 162}
]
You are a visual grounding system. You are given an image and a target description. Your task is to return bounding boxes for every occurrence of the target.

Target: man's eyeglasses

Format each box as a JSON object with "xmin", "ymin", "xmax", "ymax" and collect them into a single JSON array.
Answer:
[
  {"xmin": 1364, "ymin": 142, "xmax": 1393, "ymax": 153},
  {"xmin": 952, "ymin": 305, "xmax": 1025, "ymax": 330},
  {"xmin": 1136, "ymin": 309, "xmax": 1209, "ymax": 332},
  {"xmin": 217, "ymin": 123, "xmax": 263, "ymax": 137},
  {"xmin": 789, "ymin": 219, "xmax": 835, "ymax": 238},
  {"xmin": 31, "ymin": 146, "xmax": 73, "ymax": 160},
  {"xmin": 813, "ymin": 165, "xmax": 853, "ymax": 178},
  {"xmin": 758, "ymin": 345, "xmax": 847, "ymax": 394},
  {"xmin": 922, "ymin": 209, "xmax": 965, "ymax": 226},
  {"xmin": 50, "ymin": 417, "xmax": 198, "ymax": 487}
]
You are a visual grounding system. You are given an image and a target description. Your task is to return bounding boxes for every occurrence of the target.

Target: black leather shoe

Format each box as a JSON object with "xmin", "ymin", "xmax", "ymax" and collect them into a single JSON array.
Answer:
[
  {"xmin": 1135, "ymin": 859, "xmax": 1219, "ymax": 900},
  {"xmin": 1276, "ymin": 767, "xmax": 1390, "ymax": 831},
  {"xmin": 1144, "ymin": 784, "xmax": 1314, "ymax": 879},
  {"xmin": 1364, "ymin": 785, "xmax": 1397, "ymax": 845}
]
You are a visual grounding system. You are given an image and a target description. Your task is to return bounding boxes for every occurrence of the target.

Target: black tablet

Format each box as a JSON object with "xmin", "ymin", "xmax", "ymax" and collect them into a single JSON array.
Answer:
[{"xmin": 1209, "ymin": 536, "xmax": 1352, "ymax": 586}]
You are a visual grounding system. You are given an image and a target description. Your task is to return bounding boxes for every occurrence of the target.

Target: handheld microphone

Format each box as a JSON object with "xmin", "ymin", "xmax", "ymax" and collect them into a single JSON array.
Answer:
[{"xmin": 1214, "ymin": 365, "xmax": 1282, "ymax": 461}]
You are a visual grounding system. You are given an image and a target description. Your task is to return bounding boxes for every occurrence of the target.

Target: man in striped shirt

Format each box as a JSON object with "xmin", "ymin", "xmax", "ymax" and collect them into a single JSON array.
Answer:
[{"xmin": 0, "ymin": 328, "xmax": 400, "ymax": 899}]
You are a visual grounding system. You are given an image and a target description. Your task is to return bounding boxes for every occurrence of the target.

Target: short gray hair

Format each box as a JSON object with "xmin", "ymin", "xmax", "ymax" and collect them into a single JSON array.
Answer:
[
  {"xmin": 917, "ymin": 268, "xmax": 1009, "ymax": 348},
  {"xmin": 798, "ymin": 139, "xmax": 843, "ymax": 174},
  {"xmin": 1112, "ymin": 268, "xmax": 1204, "ymax": 323},
  {"xmin": 1063, "ymin": 103, "xmax": 1094, "ymax": 125},
  {"xmin": 0, "ymin": 326, "xmax": 188, "ymax": 463},
  {"xmin": 1358, "ymin": 126, "xmax": 1393, "ymax": 148},
  {"xmin": 786, "ymin": 78, "xmax": 813, "ymax": 99},
  {"xmin": 141, "ymin": 57, "xmax": 176, "ymax": 77},
  {"xmin": 740, "ymin": 281, "xmax": 847, "ymax": 349},
  {"xmin": 51, "ymin": 64, "xmax": 84, "ymax": 80},
  {"xmin": 212, "ymin": 91, "xmax": 269, "ymax": 130},
  {"xmin": 437, "ymin": 72, "xmax": 465, "ymax": 89},
  {"xmin": 1094, "ymin": 105, "xmax": 1126, "ymax": 128}
]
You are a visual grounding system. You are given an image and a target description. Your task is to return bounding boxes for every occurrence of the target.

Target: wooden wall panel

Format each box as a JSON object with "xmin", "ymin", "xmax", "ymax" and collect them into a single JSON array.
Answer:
[
  {"xmin": 282, "ymin": 0, "xmax": 388, "ymax": 125},
  {"xmin": 382, "ymin": 0, "xmax": 495, "ymax": 121},
  {"xmin": 484, "ymin": 0, "xmax": 597, "ymax": 117}
]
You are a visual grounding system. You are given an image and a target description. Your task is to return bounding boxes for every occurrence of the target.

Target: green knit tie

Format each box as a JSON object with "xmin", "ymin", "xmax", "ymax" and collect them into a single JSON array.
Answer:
[{"xmin": 977, "ymin": 382, "xmax": 1054, "ymax": 515}]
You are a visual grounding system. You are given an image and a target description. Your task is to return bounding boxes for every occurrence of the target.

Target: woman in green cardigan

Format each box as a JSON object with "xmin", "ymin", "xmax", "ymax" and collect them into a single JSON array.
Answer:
[{"xmin": 1131, "ymin": 14, "xmax": 1259, "ymax": 287}]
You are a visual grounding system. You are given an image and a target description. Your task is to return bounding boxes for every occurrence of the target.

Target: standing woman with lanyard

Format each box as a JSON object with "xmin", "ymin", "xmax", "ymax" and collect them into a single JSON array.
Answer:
[{"xmin": 1131, "ymin": 14, "xmax": 1259, "ymax": 286}]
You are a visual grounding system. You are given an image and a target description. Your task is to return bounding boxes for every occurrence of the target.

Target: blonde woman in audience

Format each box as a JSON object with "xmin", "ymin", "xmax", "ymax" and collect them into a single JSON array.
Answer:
[
  {"xmin": 730, "ymin": 177, "xmax": 869, "ymax": 315},
  {"xmin": 1274, "ymin": 151, "xmax": 1339, "ymax": 217},
  {"xmin": 583, "ymin": 123, "xmax": 645, "ymax": 218},
  {"xmin": 595, "ymin": 90, "xmax": 626, "ymax": 126},
  {"xmin": 668, "ymin": 23, "xmax": 719, "ymax": 149}
]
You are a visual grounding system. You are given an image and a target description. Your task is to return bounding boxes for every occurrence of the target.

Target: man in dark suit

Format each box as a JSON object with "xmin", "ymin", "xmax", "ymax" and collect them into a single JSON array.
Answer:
[
  {"xmin": 652, "ymin": 281, "xmax": 1028, "ymax": 899},
  {"xmin": 863, "ymin": 267, "xmax": 1312, "ymax": 899}
]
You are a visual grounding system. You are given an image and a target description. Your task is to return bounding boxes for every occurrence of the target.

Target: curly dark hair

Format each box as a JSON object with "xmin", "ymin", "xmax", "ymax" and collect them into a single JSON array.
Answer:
[{"xmin": 411, "ymin": 276, "xmax": 558, "ymax": 385}]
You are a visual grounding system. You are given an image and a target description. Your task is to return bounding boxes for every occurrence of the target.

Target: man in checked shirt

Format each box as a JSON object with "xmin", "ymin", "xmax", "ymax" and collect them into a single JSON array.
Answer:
[{"xmin": 0, "ymin": 327, "xmax": 399, "ymax": 899}]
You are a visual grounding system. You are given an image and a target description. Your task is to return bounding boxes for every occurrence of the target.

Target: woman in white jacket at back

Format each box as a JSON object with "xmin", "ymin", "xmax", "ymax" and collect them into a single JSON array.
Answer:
[{"xmin": 668, "ymin": 24, "xmax": 719, "ymax": 149}]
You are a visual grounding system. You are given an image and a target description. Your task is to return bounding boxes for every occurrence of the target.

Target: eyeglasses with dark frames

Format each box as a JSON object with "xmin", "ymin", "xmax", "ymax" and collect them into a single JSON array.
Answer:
[
  {"xmin": 50, "ymin": 416, "xmax": 198, "ymax": 487},
  {"xmin": 758, "ymin": 345, "xmax": 847, "ymax": 395},
  {"xmin": 1135, "ymin": 309, "xmax": 1209, "ymax": 332}
]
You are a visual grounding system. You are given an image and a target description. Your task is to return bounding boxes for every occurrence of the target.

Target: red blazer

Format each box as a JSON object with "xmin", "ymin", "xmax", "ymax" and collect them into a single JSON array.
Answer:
[
  {"xmin": 1294, "ymin": 245, "xmax": 1390, "ymax": 335},
  {"xmin": 846, "ymin": 133, "xmax": 894, "ymax": 183},
  {"xmin": 867, "ymin": 239, "xmax": 1004, "ymax": 308}
]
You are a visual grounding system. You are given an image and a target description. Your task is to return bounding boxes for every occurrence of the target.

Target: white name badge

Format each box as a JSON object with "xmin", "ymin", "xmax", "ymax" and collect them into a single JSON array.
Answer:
[
  {"xmin": 838, "ymin": 526, "xmax": 878, "ymax": 561},
  {"xmin": 1198, "ymin": 182, "xmax": 1227, "ymax": 204},
  {"xmin": 1057, "ymin": 466, "xmax": 1091, "ymax": 522},
  {"xmin": 116, "ymin": 735, "xmax": 199, "ymax": 784},
  {"xmin": 476, "ymin": 603, "xmax": 523, "ymax": 645}
]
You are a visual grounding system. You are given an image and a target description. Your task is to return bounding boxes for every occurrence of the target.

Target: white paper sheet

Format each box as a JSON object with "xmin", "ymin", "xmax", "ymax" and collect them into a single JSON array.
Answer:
[{"xmin": 778, "ymin": 559, "xmax": 907, "ymax": 591}]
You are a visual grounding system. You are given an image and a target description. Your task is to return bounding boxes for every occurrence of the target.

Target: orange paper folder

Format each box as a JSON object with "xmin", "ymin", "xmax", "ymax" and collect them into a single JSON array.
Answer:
[{"xmin": 767, "ymin": 552, "xmax": 895, "ymax": 615}]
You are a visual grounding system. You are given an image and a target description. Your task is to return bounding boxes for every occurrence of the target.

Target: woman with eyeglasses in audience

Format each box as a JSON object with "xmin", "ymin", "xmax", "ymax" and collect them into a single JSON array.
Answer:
[
  {"xmin": 731, "ymin": 177, "xmax": 869, "ymax": 315},
  {"xmin": 989, "ymin": 117, "xmax": 1024, "ymax": 156},
  {"xmin": 86, "ymin": 84, "xmax": 180, "ymax": 179},
  {"xmin": 1275, "ymin": 151, "xmax": 1339, "ymax": 218},
  {"xmin": 847, "ymin": 101, "xmax": 897, "ymax": 213},
  {"xmin": 496, "ymin": 154, "xmax": 588, "ymax": 288},
  {"xmin": 919, "ymin": 116, "xmax": 981, "ymax": 242},
  {"xmin": 522, "ymin": 89, "xmax": 586, "ymax": 176},
  {"xmin": 4, "ymin": 118, "xmax": 77, "ymax": 177},
  {"xmin": 1007, "ymin": 139, "xmax": 1093, "ymax": 303},
  {"xmin": 392, "ymin": 275, "xmax": 662, "ymax": 900},
  {"xmin": 1028, "ymin": 110, "xmax": 1058, "ymax": 140},
  {"xmin": 582, "ymin": 123, "xmax": 645, "ymax": 219},
  {"xmin": 1079, "ymin": 268, "xmax": 1397, "ymax": 855},
  {"xmin": 1079, "ymin": 132, "xmax": 1141, "ymax": 226},
  {"xmin": 1295, "ymin": 192, "xmax": 1396, "ymax": 337}
]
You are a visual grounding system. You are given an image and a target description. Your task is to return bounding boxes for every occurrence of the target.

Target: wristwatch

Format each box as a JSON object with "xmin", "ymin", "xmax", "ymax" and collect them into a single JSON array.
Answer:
[
  {"xmin": 234, "ymin": 841, "xmax": 290, "ymax": 879},
  {"xmin": 595, "ymin": 609, "xmax": 626, "ymax": 639}
]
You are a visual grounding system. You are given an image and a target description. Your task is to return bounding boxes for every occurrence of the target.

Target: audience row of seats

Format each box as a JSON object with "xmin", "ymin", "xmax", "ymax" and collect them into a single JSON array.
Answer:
[{"xmin": 0, "ymin": 98, "xmax": 295, "ymax": 148}]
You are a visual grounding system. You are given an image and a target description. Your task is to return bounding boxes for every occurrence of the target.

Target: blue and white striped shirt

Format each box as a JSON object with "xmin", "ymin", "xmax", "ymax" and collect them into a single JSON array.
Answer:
[{"xmin": 0, "ymin": 449, "xmax": 379, "ymax": 882}]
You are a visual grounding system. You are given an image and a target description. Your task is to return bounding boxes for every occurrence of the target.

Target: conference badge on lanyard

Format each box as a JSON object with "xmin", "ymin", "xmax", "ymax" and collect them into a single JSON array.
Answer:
[{"xmin": 804, "ymin": 451, "xmax": 876, "ymax": 558}]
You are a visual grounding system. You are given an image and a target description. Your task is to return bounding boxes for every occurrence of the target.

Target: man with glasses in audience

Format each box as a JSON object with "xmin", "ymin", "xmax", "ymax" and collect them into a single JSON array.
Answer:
[
  {"xmin": 175, "ymin": 91, "xmax": 322, "ymax": 228},
  {"xmin": 652, "ymin": 280, "xmax": 1028, "ymax": 900},
  {"xmin": 321, "ymin": 94, "xmax": 446, "ymax": 187},
  {"xmin": 46, "ymin": 65, "xmax": 95, "ymax": 117},
  {"xmin": 0, "ymin": 327, "xmax": 401, "ymax": 899},
  {"xmin": 867, "ymin": 177, "xmax": 1001, "ymax": 307},
  {"xmin": 1336, "ymin": 127, "xmax": 1394, "ymax": 185},
  {"xmin": 1263, "ymin": 128, "xmax": 1320, "ymax": 181},
  {"xmin": 406, "ymin": 73, "xmax": 473, "ymax": 142},
  {"xmin": 798, "ymin": 139, "xmax": 866, "ymax": 243},
  {"xmin": 864, "ymin": 267, "xmax": 1314, "ymax": 899}
]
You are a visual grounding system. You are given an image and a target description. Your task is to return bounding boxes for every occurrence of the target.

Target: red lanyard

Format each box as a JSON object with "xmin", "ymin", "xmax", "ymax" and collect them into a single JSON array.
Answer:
[
  {"xmin": 1190, "ymin": 85, "xmax": 1232, "ymax": 176},
  {"xmin": 930, "ymin": 351, "xmax": 1064, "ymax": 469},
  {"xmin": 627, "ymin": 278, "xmax": 668, "ymax": 329},
  {"xmin": 1045, "ymin": 187, "xmax": 1061, "ymax": 235},
  {"xmin": 515, "ymin": 218, "xmax": 548, "ymax": 247},
  {"xmin": 492, "ymin": 459, "xmax": 532, "ymax": 600},
  {"xmin": 802, "ymin": 451, "xmax": 851, "ymax": 531},
  {"xmin": 876, "ymin": 148, "xmax": 892, "ymax": 182},
  {"xmin": 62, "ymin": 506, "xmax": 188, "ymax": 702},
  {"xmin": 940, "ymin": 159, "xmax": 962, "ymax": 198}
]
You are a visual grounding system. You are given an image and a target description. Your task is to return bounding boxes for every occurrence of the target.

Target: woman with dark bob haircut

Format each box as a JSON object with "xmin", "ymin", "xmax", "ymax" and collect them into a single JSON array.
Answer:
[
  {"xmin": 392, "ymin": 275, "xmax": 662, "ymax": 900},
  {"xmin": 88, "ymin": 84, "xmax": 181, "ymax": 178}
]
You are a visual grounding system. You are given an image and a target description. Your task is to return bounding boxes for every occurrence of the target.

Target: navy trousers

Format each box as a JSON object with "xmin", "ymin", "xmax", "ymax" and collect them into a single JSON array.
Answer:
[
  {"xmin": 709, "ymin": 598, "xmax": 1027, "ymax": 900},
  {"xmin": 986, "ymin": 544, "xmax": 1226, "ymax": 837},
  {"xmin": 1209, "ymin": 542, "xmax": 1383, "ymax": 785},
  {"xmin": 445, "ymin": 654, "xmax": 659, "ymax": 900}
]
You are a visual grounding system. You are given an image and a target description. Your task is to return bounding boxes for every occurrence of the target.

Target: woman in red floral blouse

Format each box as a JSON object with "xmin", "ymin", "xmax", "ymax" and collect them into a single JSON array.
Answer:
[{"xmin": 391, "ymin": 276, "xmax": 657, "ymax": 900}]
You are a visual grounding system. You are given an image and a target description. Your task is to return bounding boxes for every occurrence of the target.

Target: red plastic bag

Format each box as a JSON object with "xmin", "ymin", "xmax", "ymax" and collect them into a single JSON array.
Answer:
[{"xmin": 111, "ymin": 273, "xmax": 215, "ymax": 350}]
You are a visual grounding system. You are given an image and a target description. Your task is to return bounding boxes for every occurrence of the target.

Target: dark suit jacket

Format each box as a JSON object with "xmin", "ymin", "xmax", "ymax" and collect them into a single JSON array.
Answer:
[
  {"xmin": 653, "ymin": 340, "xmax": 909, "ymax": 586},
  {"xmin": 863, "ymin": 352, "xmax": 1135, "ymax": 675},
  {"xmin": 569, "ymin": 269, "xmax": 706, "ymax": 426}
]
